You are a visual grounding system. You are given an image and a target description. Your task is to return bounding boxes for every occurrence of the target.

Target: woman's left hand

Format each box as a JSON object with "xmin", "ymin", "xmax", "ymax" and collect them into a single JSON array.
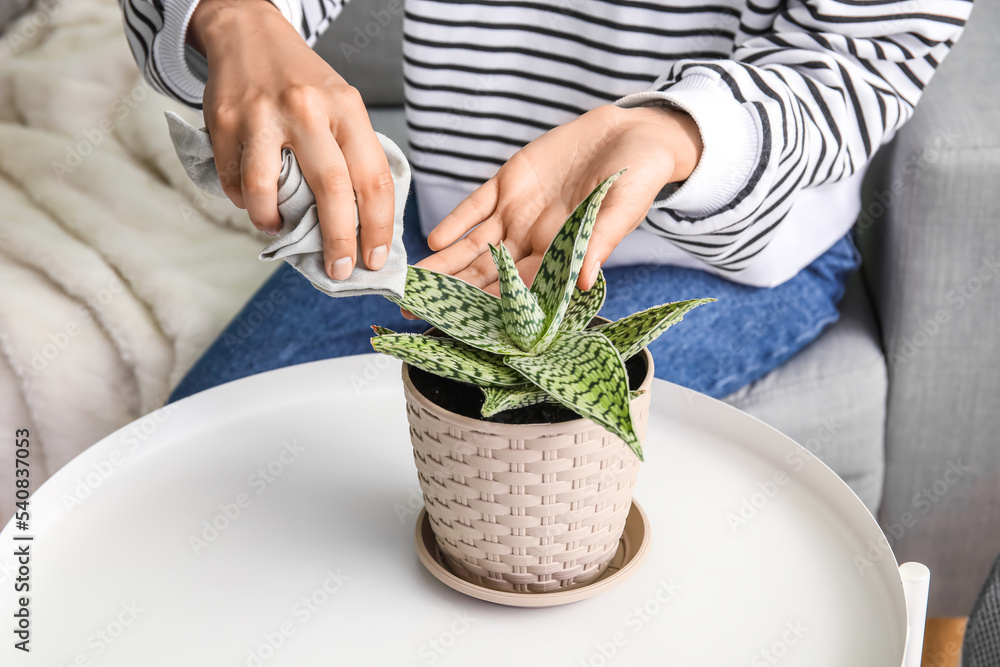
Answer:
[{"xmin": 416, "ymin": 103, "xmax": 702, "ymax": 296}]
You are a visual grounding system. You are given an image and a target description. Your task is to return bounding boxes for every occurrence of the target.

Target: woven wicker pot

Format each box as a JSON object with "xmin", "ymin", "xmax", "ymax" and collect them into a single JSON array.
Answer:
[{"xmin": 401, "ymin": 337, "xmax": 653, "ymax": 594}]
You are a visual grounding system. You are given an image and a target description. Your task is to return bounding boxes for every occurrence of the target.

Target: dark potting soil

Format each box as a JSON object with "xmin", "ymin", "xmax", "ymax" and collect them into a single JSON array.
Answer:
[{"xmin": 409, "ymin": 353, "xmax": 648, "ymax": 425}]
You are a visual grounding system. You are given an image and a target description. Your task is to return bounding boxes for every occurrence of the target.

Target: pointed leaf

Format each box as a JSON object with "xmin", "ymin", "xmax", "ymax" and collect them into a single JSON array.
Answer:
[
  {"xmin": 489, "ymin": 243, "xmax": 545, "ymax": 350},
  {"xmin": 390, "ymin": 266, "xmax": 523, "ymax": 355},
  {"xmin": 480, "ymin": 384, "xmax": 557, "ymax": 418},
  {"xmin": 562, "ymin": 269, "xmax": 606, "ymax": 331},
  {"xmin": 530, "ymin": 170, "xmax": 624, "ymax": 351},
  {"xmin": 480, "ymin": 382, "xmax": 646, "ymax": 419},
  {"xmin": 371, "ymin": 333, "xmax": 524, "ymax": 387},
  {"xmin": 505, "ymin": 329, "xmax": 643, "ymax": 460},
  {"xmin": 594, "ymin": 298, "xmax": 716, "ymax": 360}
]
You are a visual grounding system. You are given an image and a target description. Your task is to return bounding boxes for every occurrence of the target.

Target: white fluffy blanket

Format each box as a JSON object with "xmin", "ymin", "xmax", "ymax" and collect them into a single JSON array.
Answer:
[{"xmin": 0, "ymin": 0, "xmax": 275, "ymax": 521}]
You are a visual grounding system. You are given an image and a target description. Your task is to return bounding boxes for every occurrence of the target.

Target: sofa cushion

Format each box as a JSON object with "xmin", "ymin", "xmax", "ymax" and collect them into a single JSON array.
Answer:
[{"xmin": 723, "ymin": 272, "xmax": 888, "ymax": 512}]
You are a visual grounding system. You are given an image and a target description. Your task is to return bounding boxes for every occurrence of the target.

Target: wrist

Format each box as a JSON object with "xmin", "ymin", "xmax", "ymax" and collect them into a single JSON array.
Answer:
[
  {"xmin": 614, "ymin": 104, "xmax": 703, "ymax": 183},
  {"xmin": 189, "ymin": 0, "xmax": 281, "ymax": 56}
]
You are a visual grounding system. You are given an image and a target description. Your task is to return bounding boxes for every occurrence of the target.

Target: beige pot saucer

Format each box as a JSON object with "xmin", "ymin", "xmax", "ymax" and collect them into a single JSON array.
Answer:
[{"xmin": 414, "ymin": 500, "xmax": 651, "ymax": 608}]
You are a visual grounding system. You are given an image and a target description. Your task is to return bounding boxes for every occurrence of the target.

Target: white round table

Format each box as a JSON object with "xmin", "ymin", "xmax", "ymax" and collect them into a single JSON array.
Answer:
[{"xmin": 1, "ymin": 355, "xmax": 922, "ymax": 666}]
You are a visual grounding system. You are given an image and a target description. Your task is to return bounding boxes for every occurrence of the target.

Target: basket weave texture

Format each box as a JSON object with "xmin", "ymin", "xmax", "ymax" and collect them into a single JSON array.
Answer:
[{"xmin": 402, "ymin": 350, "xmax": 652, "ymax": 594}]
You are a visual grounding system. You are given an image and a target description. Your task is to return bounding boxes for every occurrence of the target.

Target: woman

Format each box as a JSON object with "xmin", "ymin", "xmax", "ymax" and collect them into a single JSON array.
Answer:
[{"xmin": 118, "ymin": 0, "xmax": 970, "ymax": 400}]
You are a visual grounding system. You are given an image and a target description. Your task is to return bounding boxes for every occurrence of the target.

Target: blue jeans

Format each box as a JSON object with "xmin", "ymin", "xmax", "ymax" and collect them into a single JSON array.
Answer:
[{"xmin": 169, "ymin": 194, "xmax": 861, "ymax": 402}]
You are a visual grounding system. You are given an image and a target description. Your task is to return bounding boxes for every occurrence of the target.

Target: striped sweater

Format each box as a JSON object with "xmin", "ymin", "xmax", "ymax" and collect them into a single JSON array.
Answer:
[{"xmin": 118, "ymin": 0, "xmax": 972, "ymax": 286}]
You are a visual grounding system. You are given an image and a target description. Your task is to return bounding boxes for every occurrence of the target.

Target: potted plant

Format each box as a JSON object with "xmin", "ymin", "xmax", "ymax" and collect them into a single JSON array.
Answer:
[{"xmin": 372, "ymin": 171, "xmax": 713, "ymax": 593}]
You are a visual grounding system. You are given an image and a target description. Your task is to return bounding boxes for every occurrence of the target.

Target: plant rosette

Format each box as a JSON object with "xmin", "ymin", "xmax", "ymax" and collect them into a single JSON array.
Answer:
[{"xmin": 372, "ymin": 170, "xmax": 714, "ymax": 593}]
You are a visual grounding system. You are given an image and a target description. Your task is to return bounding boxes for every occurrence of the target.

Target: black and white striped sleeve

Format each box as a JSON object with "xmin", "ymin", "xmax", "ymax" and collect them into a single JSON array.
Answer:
[
  {"xmin": 616, "ymin": 0, "xmax": 973, "ymax": 279},
  {"xmin": 117, "ymin": 0, "xmax": 344, "ymax": 108}
]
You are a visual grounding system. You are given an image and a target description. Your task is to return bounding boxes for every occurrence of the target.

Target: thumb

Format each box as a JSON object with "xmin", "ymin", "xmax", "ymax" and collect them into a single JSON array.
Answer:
[{"xmin": 578, "ymin": 199, "xmax": 647, "ymax": 291}]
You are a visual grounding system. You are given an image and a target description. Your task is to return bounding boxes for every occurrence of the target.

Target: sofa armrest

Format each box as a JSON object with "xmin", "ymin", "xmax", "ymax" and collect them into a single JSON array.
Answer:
[{"xmin": 857, "ymin": 0, "xmax": 1000, "ymax": 616}]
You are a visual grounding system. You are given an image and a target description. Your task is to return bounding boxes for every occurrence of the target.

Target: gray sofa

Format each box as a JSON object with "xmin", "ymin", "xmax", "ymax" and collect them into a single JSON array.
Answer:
[{"xmin": 315, "ymin": 0, "xmax": 998, "ymax": 615}]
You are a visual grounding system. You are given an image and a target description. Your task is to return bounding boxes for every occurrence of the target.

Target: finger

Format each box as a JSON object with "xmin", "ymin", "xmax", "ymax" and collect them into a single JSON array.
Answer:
[
  {"xmin": 578, "ymin": 188, "xmax": 646, "ymax": 291},
  {"xmin": 293, "ymin": 127, "xmax": 358, "ymax": 280},
  {"xmin": 240, "ymin": 121, "xmax": 284, "ymax": 234},
  {"xmin": 416, "ymin": 217, "xmax": 503, "ymax": 277},
  {"xmin": 515, "ymin": 253, "xmax": 544, "ymax": 289},
  {"xmin": 336, "ymin": 117, "xmax": 395, "ymax": 270},
  {"xmin": 207, "ymin": 114, "xmax": 246, "ymax": 209},
  {"xmin": 427, "ymin": 179, "xmax": 500, "ymax": 251},
  {"xmin": 452, "ymin": 234, "xmax": 531, "ymax": 289},
  {"xmin": 454, "ymin": 251, "xmax": 501, "ymax": 290},
  {"xmin": 480, "ymin": 254, "xmax": 542, "ymax": 297}
]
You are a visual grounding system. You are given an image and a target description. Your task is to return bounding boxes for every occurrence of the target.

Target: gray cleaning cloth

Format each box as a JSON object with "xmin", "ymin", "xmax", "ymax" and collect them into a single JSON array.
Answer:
[{"xmin": 165, "ymin": 111, "xmax": 409, "ymax": 299}]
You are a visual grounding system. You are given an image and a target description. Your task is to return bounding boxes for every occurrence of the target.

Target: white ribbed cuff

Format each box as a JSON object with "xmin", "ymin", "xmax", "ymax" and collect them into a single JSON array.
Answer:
[
  {"xmin": 154, "ymin": 0, "xmax": 206, "ymax": 104},
  {"xmin": 616, "ymin": 73, "xmax": 759, "ymax": 218}
]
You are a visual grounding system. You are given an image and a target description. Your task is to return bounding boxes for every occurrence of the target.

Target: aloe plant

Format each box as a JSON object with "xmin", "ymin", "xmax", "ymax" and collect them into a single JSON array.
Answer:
[{"xmin": 371, "ymin": 170, "xmax": 714, "ymax": 461}]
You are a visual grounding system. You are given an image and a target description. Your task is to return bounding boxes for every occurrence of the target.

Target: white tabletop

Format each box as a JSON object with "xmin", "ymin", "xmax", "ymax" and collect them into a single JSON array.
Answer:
[{"xmin": 0, "ymin": 355, "xmax": 908, "ymax": 666}]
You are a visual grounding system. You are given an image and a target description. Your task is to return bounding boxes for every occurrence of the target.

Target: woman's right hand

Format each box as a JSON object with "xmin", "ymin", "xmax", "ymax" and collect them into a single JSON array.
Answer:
[{"xmin": 189, "ymin": 0, "xmax": 395, "ymax": 279}]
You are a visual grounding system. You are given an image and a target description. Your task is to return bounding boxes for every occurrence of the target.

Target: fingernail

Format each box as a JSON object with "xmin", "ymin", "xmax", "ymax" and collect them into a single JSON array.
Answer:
[
  {"xmin": 264, "ymin": 229, "xmax": 278, "ymax": 237},
  {"xmin": 368, "ymin": 245, "xmax": 388, "ymax": 271},
  {"xmin": 587, "ymin": 263, "xmax": 601, "ymax": 289},
  {"xmin": 331, "ymin": 257, "xmax": 353, "ymax": 280}
]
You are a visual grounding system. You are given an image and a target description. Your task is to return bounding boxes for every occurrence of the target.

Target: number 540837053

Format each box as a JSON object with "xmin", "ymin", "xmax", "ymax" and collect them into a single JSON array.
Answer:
[{"xmin": 14, "ymin": 429, "xmax": 30, "ymax": 508}]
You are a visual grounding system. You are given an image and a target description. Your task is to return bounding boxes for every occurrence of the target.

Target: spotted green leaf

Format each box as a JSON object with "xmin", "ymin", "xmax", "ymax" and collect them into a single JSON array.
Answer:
[
  {"xmin": 372, "ymin": 331, "xmax": 524, "ymax": 386},
  {"xmin": 595, "ymin": 298, "xmax": 716, "ymax": 360},
  {"xmin": 480, "ymin": 383, "xmax": 646, "ymax": 419},
  {"xmin": 391, "ymin": 266, "xmax": 523, "ymax": 355},
  {"xmin": 489, "ymin": 243, "xmax": 545, "ymax": 350},
  {"xmin": 529, "ymin": 170, "xmax": 624, "ymax": 351},
  {"xmin": 562, "ymin": 269, "xmax": 606, "ymax": 331},
  {"xmin": 506, "ymin": 329, "xmax": 642, "ymax": 460},
  {"xmin": 480, "ymin": 384, "xmax": 558, "ymax": 418}
]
